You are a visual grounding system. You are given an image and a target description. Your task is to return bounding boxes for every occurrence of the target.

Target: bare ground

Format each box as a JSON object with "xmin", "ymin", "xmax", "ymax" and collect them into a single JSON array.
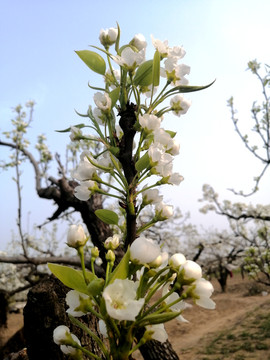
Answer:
[{"xmin": 1, "ymin": 274, "xmax": 270, "ymax": 359}]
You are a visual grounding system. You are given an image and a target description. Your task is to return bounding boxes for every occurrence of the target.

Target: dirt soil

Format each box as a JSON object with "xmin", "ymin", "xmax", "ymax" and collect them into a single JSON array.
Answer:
[{"xmin": 1, "ymin": 274, "xmax": 270, "ymax": 359}]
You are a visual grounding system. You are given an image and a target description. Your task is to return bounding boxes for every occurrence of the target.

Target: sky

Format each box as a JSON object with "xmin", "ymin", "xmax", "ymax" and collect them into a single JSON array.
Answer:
[{"xmin": 1, "ymin": 0, "xmax": 270, "ymax": 250}]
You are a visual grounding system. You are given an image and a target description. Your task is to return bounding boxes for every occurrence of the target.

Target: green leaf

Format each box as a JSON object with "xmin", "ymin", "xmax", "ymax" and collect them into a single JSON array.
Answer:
[
  {"xmin": 108, "ymin": 248, "xmax": 130, "ymax": 285},
  {"xmin": 55, "ymin": 123, "xmax": 86, "ymax": 133},
  {"xmin": 75, "ymin": 50, "xmax": 106, "ymax": 75},
  {"xmin": 48, "ymin": 263, "xmax": 96, "ymax": 294},
  {"xmin": 133, "ymin": 60, "xmax": 153, "ymax": 86},
  {"xmin": 152, "ymin": 50, "xmax": 160, "ymax": 87},
  {"xmin": 165, "ymin": 80, "xmax": 216, "ymax": 96},
  {"xmin": 115, "ymin": 22, "xmax": 121, "ymax": 54},
  {"xmin": 135, "ymin": 152, "xmax": 150, "ymax": 172},
  {"xmin": 109, "ymin": 87, "xmax": 120, "ymax": 108},
  {"xmin": 95, "ymin": 209, "xmax": 119, "ymax": 225}
]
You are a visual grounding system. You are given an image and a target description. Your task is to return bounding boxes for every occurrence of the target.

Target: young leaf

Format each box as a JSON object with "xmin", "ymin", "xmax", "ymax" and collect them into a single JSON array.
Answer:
[
  {"xmin": 135, "ymin": 152, "xmax": 150, "ymax": 172},
  {"xmin": 108, "ymin": 248, "xmax": 130, "ymax": 285},
  {"xmin": 95, "ymin": 209, "xmax": 119, "ymax": 225},
  {"xmin": 133, "ymin": 60, "xmax": 153, "ymax": 86},
  {"xmin": 152, "ymin": 50, "xmax": 160, "ymax": 87},
  {"xmin": 56, "ymin": 123, "xmax": 86, "ymax": 133},
  {"xmin": 48, "ymin": 263, "xmax": 95, "ymax": 295},
  {"xmin": 109, "ymin": 87, "xmax": 120, "ymax": 108},
  {"xmin": 75, "ymin": 50, "xmax": 106, "ymax": 75}
]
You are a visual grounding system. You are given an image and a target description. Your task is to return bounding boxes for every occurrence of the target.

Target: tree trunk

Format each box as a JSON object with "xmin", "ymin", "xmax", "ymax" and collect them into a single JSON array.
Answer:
[{"xmin": 23, "ymin": 275, "xmax": 104, "ymax": 360}]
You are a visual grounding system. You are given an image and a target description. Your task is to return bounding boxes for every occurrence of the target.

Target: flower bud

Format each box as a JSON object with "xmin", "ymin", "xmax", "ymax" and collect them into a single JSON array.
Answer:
[
  {"xmin": 67, "ymin": 225, "xmax": 87, "ymax": 249},
  {"xmin": 99, "ymin": 27, "xmax": 118, "ymax": 47},
  {"xmin": 130, "ymin": 237, "xmax": 160, "ymax": 265},
  {"xmin": 104, "ymin": 234, "xmax": 120, "ymax": 250},
  {"xmin": 106, "ymin": 249, "xmax": 115, "ymax": 263},
  {"xmin": 91, "ymin": 246, "xmax": 100, "ymax": 259},
  {"xmin": 181, "ymin": 260, "xmax": 202, "ymax": 280},
  {"xmin": 169, "ymin": 253, "xmax": 186, "ymax": 269}
]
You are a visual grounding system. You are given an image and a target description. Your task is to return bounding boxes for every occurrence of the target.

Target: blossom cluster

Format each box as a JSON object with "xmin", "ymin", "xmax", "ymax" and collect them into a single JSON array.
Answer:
[
  {"xmin": 50, "ymin": 25, "xmax": 214, "ymax": 359},
  {"xmin": 68, "ymin": 25, "xmax": 194, "ymax": 221},
  {"xmin": 52, "ymin": 226, "xmax": 215, "ymax": 357}
]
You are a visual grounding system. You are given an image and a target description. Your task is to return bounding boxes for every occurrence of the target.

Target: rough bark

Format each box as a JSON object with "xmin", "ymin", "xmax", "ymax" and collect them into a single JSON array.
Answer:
[{"xmin": 23, "ymin": 275, "xmax": 105, "ymax": 360}]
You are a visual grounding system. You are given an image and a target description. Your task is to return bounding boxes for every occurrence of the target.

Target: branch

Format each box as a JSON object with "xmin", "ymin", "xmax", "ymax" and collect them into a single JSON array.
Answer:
[
  {"xmin": 0, "ymin": 140, "xmax": 42, "ymax": 191},
  {"xmin": 0, "ymin": 255, "xmax": 82, "ymax": 266}
]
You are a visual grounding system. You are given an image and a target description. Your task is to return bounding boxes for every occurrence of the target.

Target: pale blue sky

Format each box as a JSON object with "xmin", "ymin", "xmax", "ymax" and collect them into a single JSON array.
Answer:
[{"xmin": 1, "ymin": 0, "xmax": 270, "ymax": 248}]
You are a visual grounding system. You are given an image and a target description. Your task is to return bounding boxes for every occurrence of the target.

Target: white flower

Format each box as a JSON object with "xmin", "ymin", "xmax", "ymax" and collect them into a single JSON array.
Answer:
[
  {"xmin": 71, "ymin": 157, "xmax": 97, "ymax": 181},
  {"xmin": 102, "ymin": 279, "xmax": 145, "ymax": 321},
  {"xmin": 98, "ymin": 151, "xmax": 114, "ymax": 168},
  {"xmin": 153, "ymin": 128, "xmax": 180, "ymax": 155},
  {"xmin": 74, "ymin": 180, "xmax": 97, "ymax": 201},
  {"xmin": 168, "ymin": 46, "xmax": 186, "ymax": 59},
  {"xmin": 142, "ymin": 188, "xmax": 163, "ymax": 205},
  {"xmin": 193, "ymin": 278, "xmax": 216, "ymax": 309},
  {"xmin": 168, "ymin": 173, "xmax": 184, "ymax": 185},
  {"xmin": 93, "ymin": 107, "xmax": 106, "ymax": 125},
  {"xmin": 99, "ymin": 27, "xmax": 118, "ymax": 47},
  {"xmin": 169, "ymin": 253, "xmax": 186, "ymax": 269},
  {"xmin": 60, "ymin": 334, "xmax": 81, "ymax": 356},
  {"xmin": 53, "ymin": 325, "xmax": 71, "ymax": 345},
  {"xmin": 104, "ymin": 234, "xmax": 120, "ymax": 250},
  {"xmin": 181, "ymin": 260, "xmax": 202, "ymax": 280},
  {"xmin": 113, "ymin": 47, "xmax": 145, "ymax": 71},
  {"xmin": 93, "ymin": 92, "xmax": 112, "ymax": 112},
  {"xmin": 151, "ymin": 35, "xmax": 169, "ymax": 57},
  {"xmin": 66, "ymin": 290, "xmax": 91, "ymax": 317},
  {"xmin": 69, "ymin": 126, "xmax": 82, "ymax": 141},
  {"xmin": 150, "ymin": 251, "xmax": 168, "ymax": 268},
  {"xmin": 130, "ymin": 33, "xmax": 147, "ymax": 51},
  {"xmin": 67, "ymin": 224, "xmax": 87, "ymax": 248},
  {"xmin": 98, "ymin": 319, "xmax": 108, "ymax": 338},
  {"xmin": 155, "ymin": 202, "xmax": 173, "ymax": 219},
  {"xmin": 139, "ymin": 114, "xmax": 161, "ymax": 131},
  {"xmin": 148, "ymin": 143, "xmax": 174, "ymax": 177},
  {"xmin": 170, "ymin": 94, "xmax": 191, "ymax": 117},
  {"xmin": 162, "ymin": 284, "xmax": 189, "ymax": 323},
  {"xmin": 146, "ymin": 324, "xmax": 168, "ymax": 343},
  {"xmin": 130, "ymin": 236, "xmax": 161, "ymax": 264}
]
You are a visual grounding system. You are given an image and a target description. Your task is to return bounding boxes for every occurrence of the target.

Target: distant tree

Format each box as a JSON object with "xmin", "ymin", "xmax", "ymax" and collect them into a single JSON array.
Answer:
[{"xmin": 200, "ymin": 60, "xmax": 270, "ymax": 286}]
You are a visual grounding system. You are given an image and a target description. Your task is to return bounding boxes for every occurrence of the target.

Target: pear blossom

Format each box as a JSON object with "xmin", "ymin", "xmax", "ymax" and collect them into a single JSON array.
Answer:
[
  {"xmin": 150, "ymin": 251, "xmax": 168, "ymax": 268},
  {"xmin": 130, "ymin": 236, "xmax": 161, "ymax": 264},
  {"xmin": 93, "ymin": 92, "xmax": 112, "ymax": 112},
  {"xmin": 139, "ymin": 114, "xmax": 161, "ymax": 131},
  {"xmin": 168, "ymin": 46, "xmax": 186, "ymax": 59},
  {"xmin": 113, "ymin": 47, "xmax": 145, "ymax": 71},
  {"xmin": 170, "ymin": 94, "xmax": 191, "ymax": 117},
  {"xmin": 168, "ymin": 173, "xmax": 184, "ymax": 185},
  {"xmin": 151, "ymin": 35, "xmax": 169, "ymax": 57},
  {"xmin": 130, "ymin": 33, "xmax": 147, "ymax": 51},
  {"xmin": 60, "ymin": 338, "xmax": 81, "ymax": 356},
  {"xmin": 162, "ymin": 59, "xmax": 190, "ymax": 86},
  {"xmin": 99, "ymin": 27, "xmax": 118, "ymax": 47},
  {"xmin": 66, "ymin": 290, "xmax": 92, "ymax": 317},
  {"xmin": 142, "ymin": 188, "xmax": 163, "ymax": 205},
  {"xmin": 53, "ymin": 325, "xmax": 71, "ymax": 345},
  {"xmin": 104, "ymin": 234, "xmax": 120, "ymax": 250},
  {"xmin": 169, "ymin": 253, "xmax": 186, "ymax": 269},
  {"xmin": 93, "ymin": 107, "xmax": 106, "ymax": 125},
  {"xmin": 74, "ymin": 180, "xmax": 97, "ymax": 201},
  {"xmin": 146, "ymin": 323, "xmax": 168, "ymax": 343},
  {"xmin": 69, "ymin": 126, "xmax": 82, "ymax": 141},
  {"xmin": 153, "ymin": 128, "xmax": 180, "ymax": 155},
  {"xmin": 102, "ymin": 279, "xmax": 145, "ymax": 321},
  {"xmin": 192, "ymin": 278, "xmax": 216, "ymax": 309},
  {"xmin": 155, "ymin": 202, "xmax": 173, "ymax": 220},
  {"xmin": 181, "ymin": 260, "xmax": 202, "ymax": 280},
  {"xmin": 67, "ymin": 224, "xmax": 87, "ymax": 248},
  {"xmin": 71, "ymin": 157, "xmax": 97, "ymax": 181},
  {"xmin": 162, "ymin": 284, "xmax": 189, "ymax": 323}
]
